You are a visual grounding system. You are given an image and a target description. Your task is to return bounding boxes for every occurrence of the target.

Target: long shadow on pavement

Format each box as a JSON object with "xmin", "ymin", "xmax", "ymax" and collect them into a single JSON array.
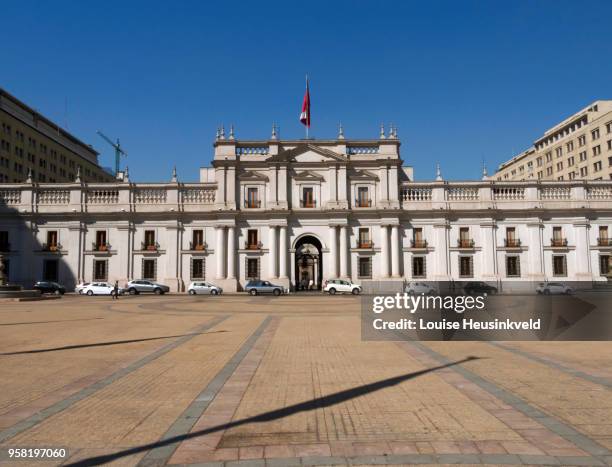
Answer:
[
  {"xmin": 0, "ymin": 330, "xmax": 228, "ymax": 355},
  {"xmin": 66, "ymin": 356, "xmax": 480, "ymax": 466}
]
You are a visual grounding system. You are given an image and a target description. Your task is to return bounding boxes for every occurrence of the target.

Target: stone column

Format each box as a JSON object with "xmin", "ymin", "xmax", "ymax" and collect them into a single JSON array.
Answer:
[
  {"xmin": 340, "ymin": 225, "xmax": 348, "ymax": 278},
  {"xmin": 527, "ymin": 222, "xmax": 544, "ymax": 280},
  {"xmin": 391, "ymin": 224, "xmax": 400, "ymax": 277},
  {"xmin": 268, "ymin": 225, "xmax": 277, "ymax": 278},
  {"xmin": 329, "ymin": 226, "xmax": 338, "ymax": 277},
  {"xmin": 215, "ymin": 227, "xmax": 225, "ymax": 279},
  {"xmin": 380, "ymin": 225, "xmax": 389, "ymax": 278},
  {"xmin": 279, "ymin": 226, "xmax": 288, "ymax": 278},
  {"xmin": 574, "ymin": 222, "xmax": 591, "ymax": 280},
  {"xmin": 480, "ymin": 223, "xmax": 497, "ymax": 280},
  {"xmin": 227, "ymin": 226, "xmax": 236, "ymax": 279},
  {"xmin": 433, "ymin": 223, "xmax": 450, "ymax": 280}
]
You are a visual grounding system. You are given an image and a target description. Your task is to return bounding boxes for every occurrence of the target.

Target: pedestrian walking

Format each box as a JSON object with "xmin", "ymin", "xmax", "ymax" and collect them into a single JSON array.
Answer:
[{"xmin": 112, "ymin": 280, "xmax": 119, "ymax": 300}]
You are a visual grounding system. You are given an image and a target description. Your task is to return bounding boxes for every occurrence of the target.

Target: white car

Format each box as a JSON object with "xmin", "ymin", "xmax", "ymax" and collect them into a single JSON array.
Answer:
[
  {"xmin": 188, "ymin": 281, "xmax": 223, "ymax": 295},
  {"xmin": 405, "ymin": 282, "xmax": 436, "ymax": 295},
  {"xmin": 324, "ymin": 279, "xmax": 361, "ymax": 295},
  {"xmin": 536, "ymin": 282, "xmax": 574, "ymax": 295},
  {"xmin": 82, "ymin": 282, "xmax": 124, "ymax": 296},
  {"xmin": 75, "ymin": 282, "xmax": 91, "ymax": 294}
]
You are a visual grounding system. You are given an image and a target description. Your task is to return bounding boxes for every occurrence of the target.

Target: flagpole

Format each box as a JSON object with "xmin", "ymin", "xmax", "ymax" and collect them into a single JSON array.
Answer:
[{"xmin": 305, "ymin": 74, "xmax": 309, "ymax": 139}]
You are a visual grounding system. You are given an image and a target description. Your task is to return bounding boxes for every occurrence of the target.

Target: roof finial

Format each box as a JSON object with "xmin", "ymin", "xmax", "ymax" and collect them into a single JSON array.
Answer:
[
  {"xmin": 215, "ymin": 127, "xmax": 220, "ymax": 141},
  {"xmin": 75, "ymin": 167, "xmax": 81, "ymax": 183},
  {"xmin": 481, "ymin": 160, "xmax": 488, "ymax": 180},
  {"xmin": 124, "ymin": 165, "xmax": 130, "ymax": 182},
  {"xmin": 26, "ymin": 168, "xmax": 32, "ymax": 184},
  {"xmin": 229, "ymin": 124, "xmax": 235, "ymax": 140},
  {"xmin": 379, "ymin": 123, "xmax": 386, "ymax": 139},
  {"xmin": 338, "ymin": 122, "xmax": 345, "ymax": 140},
  {"xmin": 435, "ymin": 163, "xmax": 443, "ymax": 181},
  {"xmin": 171, "ymin": 165, "xmax": 177, "ymax": 182},
  {"xmin": 219, "ymin": 125, "xmax": 226, "ymax": 140},
  {"xmin": 271, "ymin": 122, "xmax": 278, "ymax": 140}
]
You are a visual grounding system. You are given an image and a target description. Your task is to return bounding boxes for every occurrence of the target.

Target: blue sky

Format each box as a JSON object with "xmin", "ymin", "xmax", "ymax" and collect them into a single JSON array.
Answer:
[{"xmin": 3, "ymin": 0, "xmax": 612, "ymax": 182}]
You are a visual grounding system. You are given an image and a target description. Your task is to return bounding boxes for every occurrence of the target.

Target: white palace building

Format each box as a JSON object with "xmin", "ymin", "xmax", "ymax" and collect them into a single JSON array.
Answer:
[{"xmin": 1, "ymin": 126, "xmax": 612, "ymax": 292}]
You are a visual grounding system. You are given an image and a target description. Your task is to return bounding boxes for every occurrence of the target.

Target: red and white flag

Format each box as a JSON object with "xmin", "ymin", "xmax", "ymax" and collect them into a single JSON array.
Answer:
[{"xmin": 300, "ymin": 76, "xmax": 310, "ymax": 128}]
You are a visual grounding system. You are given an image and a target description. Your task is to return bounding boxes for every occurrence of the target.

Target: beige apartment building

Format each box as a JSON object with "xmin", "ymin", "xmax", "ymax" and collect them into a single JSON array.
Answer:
[
  {"xmin": 0, "ymin": 87, "xmax": 114, "ymax": 184},
  {"xmin": 495, "ymin": 100, "xmax": 612, "ymax": 182}
]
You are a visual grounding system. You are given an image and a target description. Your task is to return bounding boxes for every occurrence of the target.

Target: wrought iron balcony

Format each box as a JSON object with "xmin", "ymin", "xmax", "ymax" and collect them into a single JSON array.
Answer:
[
  {"xmin": 300, "ymin": 199, "xmax": 316, "ymax": 208},
  {"xmin": 355, "ymin": 198, "xmax": 372, "ymax": 208},
  {"xmin": 411, "ymin": 239, "xmax": 428, "ymax": 248},
  {"xmin": 244, "ymin": 200, "xmax": 261, "ymax": 209},
  {"xmin": 356, "ymin": 240, "xmax": 373, "ymax": 249},
  {"xmin": 245, "ymin": 241, "xmax": 263, "ymax": 250},
  {"xmin": 504, "ymin": 238, "xmax": 522, "ymax": 248},
  {"xmin": 141, "ymin": 241, "xmax": 160, "ymax": 251},
  {"xmin": 189, "ymin": 241, "xmax": 207, "ymax": 251},
  {"xmin": 42, "ymin": 242, "xmax": 62, "ymax": 252},
  {"xmin": 550, "ymin": 238, "xmax": 568, "ymax": 247},
  {"xmin": 92, "ymin": 242, "xmax": 111, "ymax": 251},
  {"xmin": 597, "ymin": 237, "xmax": 612, "ymax": 246},
  {"xmin": 457, "ymin": 239, "xmax": 475, "ymax": 248}
]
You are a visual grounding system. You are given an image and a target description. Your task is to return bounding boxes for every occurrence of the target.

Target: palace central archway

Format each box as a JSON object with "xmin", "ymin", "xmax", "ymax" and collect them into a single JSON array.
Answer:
[{"xmin": 294, "ymin": 235, "xmax": 323, "ymax": 291}]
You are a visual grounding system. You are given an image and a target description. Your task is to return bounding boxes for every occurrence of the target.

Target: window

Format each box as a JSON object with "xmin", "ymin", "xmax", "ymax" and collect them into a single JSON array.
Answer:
[
  {"xmin": 592, "ymin": 128, "xmax": 600, "ymax": 140},
  {"xmin": 557, "ymin": 176, "xmax": 564, "ymax": 181},
  {"xmin": 142, "ymin": 259, "xmax": 156, "ymax": 280},
  {"xmin": 569, "ymin": 172, "xmax": 576, "ymax": 180},
  {"xmin": 246, "ymin": 187, "xmax": 259, "ymax": 208},
  {"xmin": 506, "ymin": 256, "xmax": 520, "ymax": 277},
  {"xmin": 578, "ymin": 135, "xmax": 586, "ymax": 146},
  {"xmin": 567, "ymin": 141, "xmax": 574, "ymax": 152},
  {"xmin": 302, "ymin": 187, "xmax": 315, "ymax": 207},
  {"xmin": 412, "ymin": 256, "xmax": 426, "ymax": 278},
  {"xmin": 580, "ymin": 166, "xmax": 588, "ymax": 177},
  {"xmin": 46, "ymin": 231, "xmax": 58, "ymax": 250},
  {"xmin": 579, "ymin": 151, "xmax": 587, "ymax": 161},
  {"xmin": 553, "ymin": 255, "xmax": 567, "ymax": 276},
  {"xmin": 537, "ymin": 171, "xmax": 543, "ymax": 179},
  {"xmin": 192, "ymin": 229, "xmax": 204, "ymax": 250},
  {"xmin": 594, "ymin": 161, "xmax": 602, "ymax": 172},
  {"xmin": 0, "ymin": 231, "xmax": 8, "ymax": 251},
  {"xmin": 545, "ymin": 152, "xmax": 552, "ymax": 162},
  {"xmin": 556, "ymin": 147, "xmax": 562, "ymax": 158},
  {"xmin": 357, "ymin": 187, "xmax": 370, "ymax": 207},
  {"xmin": 358, "ymin": 257, "xmax": 372, "ymax": 278},
  {"xmin": 246, "ymin": 229, "xmax": 258, "ymax": 249},
  {"xmin": 546, "ymin": 167, "xmax": 553, "ymax": 176},
  {"xmin": 93, "ymin": 260, "xmax": 108, "ymax": 281},
  {"xmin": 246, "ymin": 258, "xmax": 259, "ymax": 279},
  {"xmin": 593, "ymin": 145, "xmax": 601, "ymax": 156},
  {"xmin": 607, "ymin": 122, "xmax": 612, "ymax": 134},
  {"xmin": 459, "ymin": 227, "xmax": 471, "ymax": 248},
  {"xmin": 95, "ymin": 230, "xmax": 107, "ymax": 250},
  {"xmin": 191, "ymin": 258, "xmax": 205, "ymax": 279},
  {"xmin": 568, "ymin": 156, "xmax": 575, "ymax": 166},
  {"xmin": 459, "ymin": 256, "xmax": 473, "ymax": 277},
  {"xmin": 599, "ymin": 226, "xmax": 610, "ymax": 246},
  {"xmin": 608, "ymin": 140, "xmax": 612, "ymax": 151},
  {"xmin": 144, "ymin": 230, "xmax": 156, "ymax": 249},
  {"xmin": 505, "ymin": 227, "xmax": 518, "ymax": 247},
  {"xmin": 412, "ymin": 228, "xmax": 426, "ymax": 248},
  {"xmin": 556, "ymin": 162, "xmax": 563, "ymax": 171},
  {"xmin": 600, "ymin": 255, "xmax": 610, "ymax": 276},
  {"xmin": 536, "ymin": 157, "xmax": 543, "ymax": 167},
  {"xmin": 43, "ymin": 259, "xmax": 59, "ymax": 281},
  {"xmin": 358, "ymin": 228, "xmax": 371, "ymax": 248}
]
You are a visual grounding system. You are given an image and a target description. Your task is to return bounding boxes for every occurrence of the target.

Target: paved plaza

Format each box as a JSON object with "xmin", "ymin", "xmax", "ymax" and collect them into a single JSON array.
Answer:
[{"xmin": 1, "ymin": 295, "xmax": 612, "ymax": 466}]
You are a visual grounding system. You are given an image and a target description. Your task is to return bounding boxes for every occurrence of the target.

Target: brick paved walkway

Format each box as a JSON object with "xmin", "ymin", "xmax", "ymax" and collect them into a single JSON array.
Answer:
[{"xmin": 0, "ymin": 295, "xmax": 611, "ymax": 466}]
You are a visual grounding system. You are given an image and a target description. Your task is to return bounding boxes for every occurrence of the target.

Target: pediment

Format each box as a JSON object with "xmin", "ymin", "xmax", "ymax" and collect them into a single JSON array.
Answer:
[
  {"xmin": 349, "ymin": 169, "xmax": 379, "ymax": 181},
  {"xmin": 293, "ymin": 170, "xmax": 325, "ymax": 182},
  {"xmin": 269, "ymin": 143, "xmax": 347, "ymax": 163},
  {"xmin": 238, "ymin": 170, "xmax": 269, "ymax": 182}
]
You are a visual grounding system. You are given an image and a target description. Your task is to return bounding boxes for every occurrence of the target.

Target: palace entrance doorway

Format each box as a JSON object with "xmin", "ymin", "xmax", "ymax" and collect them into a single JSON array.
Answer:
[{"xmin": 294, "ymin": 235, "xmax": 323, "ymax": 291}]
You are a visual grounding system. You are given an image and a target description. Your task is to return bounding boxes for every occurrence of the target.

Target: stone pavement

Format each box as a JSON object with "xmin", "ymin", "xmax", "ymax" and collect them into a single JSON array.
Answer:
[{"xmin": 0, "ymin": 294, "xmax": 611, "ymax": 466}]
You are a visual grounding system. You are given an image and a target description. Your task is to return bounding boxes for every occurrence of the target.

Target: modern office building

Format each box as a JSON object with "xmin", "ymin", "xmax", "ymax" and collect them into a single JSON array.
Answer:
[
  {"xmin": 1, "ymin": 128, "xmax": 611, "ymax": 292},
  {"xmin": 0, "ymin": 87, "xmax": 114, "ymax": 183},
  {"xmin": 495, "ymin": 101, "xmax": 612, "ymax": 182}
]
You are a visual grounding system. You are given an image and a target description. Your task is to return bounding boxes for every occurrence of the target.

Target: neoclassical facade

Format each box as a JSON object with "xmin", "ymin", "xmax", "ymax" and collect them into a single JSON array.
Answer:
[{"xmin": 1, "ymin": 130, "xmax": 612, "ymax": 292}]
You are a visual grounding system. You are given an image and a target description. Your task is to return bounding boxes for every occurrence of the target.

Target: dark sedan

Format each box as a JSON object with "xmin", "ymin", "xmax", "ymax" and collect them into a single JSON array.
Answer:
[
  {"xmin": 463, "ymin": 281, "xmax": 498, "ymax": 295},
  {"xmin": 33, "ymin": 281, "xmax": 66, "ymax": 295}
]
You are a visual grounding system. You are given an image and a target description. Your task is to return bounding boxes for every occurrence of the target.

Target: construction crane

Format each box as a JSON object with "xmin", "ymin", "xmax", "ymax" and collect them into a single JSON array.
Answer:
[{"xmin": 96, "ymin": 130, "xmax": 127, "ymax": 177}]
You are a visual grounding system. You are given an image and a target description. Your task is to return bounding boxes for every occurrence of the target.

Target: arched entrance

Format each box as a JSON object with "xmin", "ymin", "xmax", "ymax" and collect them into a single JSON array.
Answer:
[{"xmin": 294, "ymin": 235, "xmax": 323, "ymax": 291}]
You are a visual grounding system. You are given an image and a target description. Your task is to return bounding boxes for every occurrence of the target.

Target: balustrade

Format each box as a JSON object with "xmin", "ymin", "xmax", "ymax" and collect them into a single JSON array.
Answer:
[{"xmin": 37, "ymin": 189, "xmax": 69, "ymax": 204}]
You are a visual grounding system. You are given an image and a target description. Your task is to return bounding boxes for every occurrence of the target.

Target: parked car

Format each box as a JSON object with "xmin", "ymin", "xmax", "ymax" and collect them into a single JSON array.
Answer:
[
  {"xmin": 75, "ymin": 282, "xmax": 91, "ymax": 294},
  {"xmin": 126, "ymin": 280, "xmax": 170, "ymax": 295},
  {"xmin": 323, "ymin": 279, "xmax": 362, "ymax": 295},
  {"xmin": 536, "ymin": 282, "xmax": 574, "ymax": 295},
  {"xmin": 463, "ymin": 281, "xmax": 498, "ymax": 295},
  {"xmin": 33, "ymin": 281, "xmax": 65, "ymax": 295},
  {"xmin": 405, "ymin": 281, "xmax": 436, "ymax": 295},
  {"xmin": 188, "ymin": 281, "xmax": 223, "ymax": 295},
  {"xmin": 82, "ymin": 282, "xmax": 125, "ymax": 296},
  {"xmin": 244, "ymin": 280, "xmax": 285, "ymax": 296}
]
